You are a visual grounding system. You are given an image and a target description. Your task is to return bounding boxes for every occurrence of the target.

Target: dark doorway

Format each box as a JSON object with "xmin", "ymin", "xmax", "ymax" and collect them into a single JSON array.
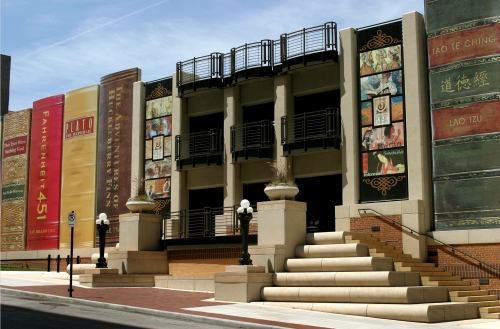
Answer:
[
  {"xmin": 243, "ymin": 182, "xmax": 270, "ymax": 208},
  {"xmin": 295, "ymin": 175, "xmax": 342, "ymax": 233},
  {"xmin": 188, "ymin": 187, "xmax": 223, "ymax": 237},
  {"xmin": 294, "ymin": 89, "xmax": 340, "ymax": 115},
  {"xmin": 190, "ymin": 112, "xmax": 224, "ymax": 133},
  {"xmin": 243, "ymin": 102, "xmax": 274, "ymax": 123}
]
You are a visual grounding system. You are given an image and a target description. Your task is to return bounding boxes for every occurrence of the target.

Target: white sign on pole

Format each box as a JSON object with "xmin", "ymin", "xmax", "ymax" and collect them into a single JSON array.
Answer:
[{"xmin": 68, "ymin": 211, "xmax": 76, "ymax": 227}]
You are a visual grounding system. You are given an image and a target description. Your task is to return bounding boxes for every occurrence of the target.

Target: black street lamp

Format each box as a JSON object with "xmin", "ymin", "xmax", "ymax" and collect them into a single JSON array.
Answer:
[
  {"xmin": 95, "ymin": 213, "xmax": 110, "ymax": 268},
  {"xmin": 236, "ymin": 199, "xmax": 253, "ymax": 265}
]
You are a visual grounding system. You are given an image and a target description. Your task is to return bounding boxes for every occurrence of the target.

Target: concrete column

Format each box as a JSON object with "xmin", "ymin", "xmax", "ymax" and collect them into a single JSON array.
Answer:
[
  {"xmin": 402, "ymin": 12, "xmax": 432, "ymax": 260},
  {"xmin": 131, "ymin": 81, "xmax": 146, "ymax": 197},
  {"xmin": 274, "ymin": 75, "xmax": 294, "ymax": 178},
  {"xmin": 339, "ymin": 27, "xmax": 359, "ymax": 208},
  {"xmin": 171, "ymin": 73, "xmax": 189, "ymax": 213},
  {"xmin": 223, "ymin": 86, "xmax": 243, "ymax": 208}
]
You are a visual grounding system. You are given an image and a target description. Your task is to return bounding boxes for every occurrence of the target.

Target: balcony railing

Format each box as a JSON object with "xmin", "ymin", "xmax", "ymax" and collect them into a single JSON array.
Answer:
[
  {"xmin": 230, "ymin": 120, "xmax": 274, "ymax": 162},
  {"xmin": 279, "ymin": 22, "xmax": 338, "ymax": 72},
  {"xmin": 162, "ymin": 206, "xmax": 258, "ymax": 239},
  {"xmin": 176, "ymin": 53, "xmax": 223, "ymax": 94},
  {"xmin": 175, "ymin": 128, "xmax": 223, "ymax": 169},
  {"xmin": 281, "ymin": 108, "xmax": 341, "ymax": 155}
]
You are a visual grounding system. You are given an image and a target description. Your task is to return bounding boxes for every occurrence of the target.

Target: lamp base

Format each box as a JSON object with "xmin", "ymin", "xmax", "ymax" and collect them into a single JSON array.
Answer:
[{"xmin": 238, "ymin": 252, "xmax": 253, "ymax": 266}]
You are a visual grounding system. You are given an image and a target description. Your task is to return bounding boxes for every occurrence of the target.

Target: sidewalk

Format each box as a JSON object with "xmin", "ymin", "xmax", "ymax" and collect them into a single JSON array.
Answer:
[{"xmin": 1, "ymin": 271, "xmax": 499, "ymax": 329}]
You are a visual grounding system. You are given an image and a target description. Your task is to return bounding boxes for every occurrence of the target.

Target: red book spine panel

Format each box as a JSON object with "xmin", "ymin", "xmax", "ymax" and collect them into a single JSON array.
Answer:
[
  {"xmin": 96, "ymin": 68, "xmax": 139, "ymax": 217},
  {"xmin": 428, "ymin": 23, "xmax": 499, "ymax": 68},
  {"xmin": 26, "ymin": 95, "xmax": 64, "ymax": 250},
  {"xmin": 431, "ymin": 99, "xmax": 500, "ymax": 140},
  {"xmin": 1, "ymin": 109, "xmax": 32, "ymax": 251}
]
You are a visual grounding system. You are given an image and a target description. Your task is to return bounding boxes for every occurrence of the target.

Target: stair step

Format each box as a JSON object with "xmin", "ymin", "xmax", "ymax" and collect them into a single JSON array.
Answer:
[
  {"xmin": 447, "ymin": 285, "xmax": 480, "ymax": 291},
  {"xmin": 449, "ymin": 290, "xmax": 489, "ymax": 297},
  {"xmin": 420, "ymin": 271, "xmax": 452, "ymax": 277},
  {"xmin": 273, "ymin": 271, "xmax": 416, "ymax": 287},
  {"xmin": 480, "ymin": 312, "xmax": 500, "ymax": 319},
  {"xmin": 392, "ymin": 257, "xmax": 420, "ymax": 262},
  {"xmin": 424, "ymin": 280, "xmax": 471, "ymax": 286},
  {"xmin": 451, "ymin": 295, "xmax": 498, "ymax": 302},
  {"xmin": 285, "ymin": 257, "xmax": 394, "ymax": 272},
  {"xmin": 396, "ymin": 266, "xmax": 444, "ymax": 272},
  {"xmin": 395, "ymin": 262, "xmax": 435, "ymax": 267},
  {"xmin": 422, "ymin": 276, "xmax": 462, "ymax": 282},
  {"xmin": 296, "ymin": 244, "xmax": 368, "ymax": 258},
  {"xmin": 479, "ymin": 306, "xmax": 500, "ymax": 313},
  {"xmin": 346, "ymin": 239, "xmax": 387, "ymax": 246},
  {"xmin": 370, "ymin": 253, "xmax": 409, "ymax": 258},
  {"xmin": 369, "ymin": 247, "xmax": 398, "ymax": 253},
  {"xmin": 470, "ymin": 300, "xmax": 500, "ymax": 307}
]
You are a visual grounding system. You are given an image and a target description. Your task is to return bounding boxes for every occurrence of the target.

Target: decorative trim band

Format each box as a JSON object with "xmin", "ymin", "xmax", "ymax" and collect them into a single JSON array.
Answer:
[
  {"xmin": 359, "ymin": 30, "xmax": 402, "ymax": 52},
  {"xmin": 429, "ymin": 55, "xmax": 500, "ymax": 75},
  {"xmin": 431, "ymin": 92, "xmax": 500, "ymax": 110},
  {"xmin": 146, "ymin": 83, "xmax": 172, "ymax": 100},
  {"xmin": 433, "ymin": 170, "xmax": 500, "ymax": 182},
  {"xmin": 433, "ymin": 132, "xmax": 500, "ymax": 147},
  {"xmin": 427, "ymin": 16, "xmax": 500, "ymax": 38}
]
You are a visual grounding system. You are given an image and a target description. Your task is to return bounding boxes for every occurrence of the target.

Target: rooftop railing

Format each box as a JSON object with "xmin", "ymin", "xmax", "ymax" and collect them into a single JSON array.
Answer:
[
  {"xmin": 176, "ymin": 53, "xmax": 223, "ymax": 87},
  {"xmin": 280, "ymin": 22, "xmax": 337, "ymax": 62}
]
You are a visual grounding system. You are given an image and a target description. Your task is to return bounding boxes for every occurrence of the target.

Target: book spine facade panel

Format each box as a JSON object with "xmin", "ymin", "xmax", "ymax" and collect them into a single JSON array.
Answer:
[
  {"xmin": 27, "ymin": 95, "xmax": 64, "ymax": 250},
  {"xmin": 426, "ymin": 0, "xmax": 500, "ymax": 230},
  {"xmin": 96, "ymin": 68, "xmax": 139, "ymax": 246},
  {"xmin": 1, "ymin": 109, "xmax": 32, "ymax": 251},
  {"xmin": 59, "ymin": 85, "xmax": 99, "ymax": 249}
]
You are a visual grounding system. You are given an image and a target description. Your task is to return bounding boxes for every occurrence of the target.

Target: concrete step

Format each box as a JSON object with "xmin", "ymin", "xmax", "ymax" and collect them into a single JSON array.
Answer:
[
  {"xmin": 369, "ymin": 247, "xmax": 398, "ymax": 253},
  {"xmin": 422, "ymin": 276, "xmax": 462, "ymax": 282},
  {"xmin": 370, "ymin": 253, "xmax": 410, "ymax": 258},
  {"xmin": 447, "ymin": 285, "xmax": 480, "ymax": 291},
  {"xmin": 296, "ymin": 243, "xmax": 368, "ymax": 258},
  {"xmin": 420, "ymin": 271, "xmax": 453, "ymax": 277},
  {"xmin": 346, "ymin": 239, "xmax": 387, "ymax": 246},
  {"xmin": 480, "ymin": 312, "xmax": 500, "ymax": 319},
  {"xmin": 395, "ymin": 262, "xmax": 435, "ymax": 268},
  {"xmin": 479, "ymin": 306, "xmax": 500, "ymax": 313},
  {"xmin": 260, "ymin": 286, "xmax": 449, "ymax": 304},
  {"xmin": 273, "ymin": 271, "xmax": 420, "ymax": 287},
  {"xmin": 451, "ymin": 295, "xmax": 498, "ymax": 302},
  {"xmin": 424, "ymin": 280, "xmax": 471, "ymax": 286},
  {"xmin": 252, "ymin": 301, "xmax": 478, "ymax": 323},
  {"xmin": 396, "ymin": 266, "xmax": 444, "ymax": 272},
  {"xmin": 284, "ymin": 257, "xmax": 394, "ymax": 272},
  {"xmin": 154, "ymin": 275, "xmax": 214, "ymax": 292},
  {"xmin": 471, "ymin": 300, "xmax": 500, "ymax": 307},
  {"xmin": 449, "ymin": 290, "xmax": 488, "ymax": 297},
  {"xmin": 393, "ymin": 257, "xmax": 420, "ymax": 263},
  {"xmin": 305, "ymin": 231, "xmax": 372, "ymax": 245}
]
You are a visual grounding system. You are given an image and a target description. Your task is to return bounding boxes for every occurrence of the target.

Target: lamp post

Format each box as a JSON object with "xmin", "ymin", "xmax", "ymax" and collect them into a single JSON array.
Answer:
[
  {"xmin": 95, "ymin": 213, "xmax": 110, "ymax": 268},
  {"xmin": 236, "ymin": 199, "xmax": 253, "ymax": 265}
]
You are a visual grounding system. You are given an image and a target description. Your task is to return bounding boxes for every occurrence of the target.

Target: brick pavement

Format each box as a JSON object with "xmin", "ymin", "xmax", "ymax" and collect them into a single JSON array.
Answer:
[{"xmin": 1, "ymin": 284, "xmax": 330, "ymax": 329}]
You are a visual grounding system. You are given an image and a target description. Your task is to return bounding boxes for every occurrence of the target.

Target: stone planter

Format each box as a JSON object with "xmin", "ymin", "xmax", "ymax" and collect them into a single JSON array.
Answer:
[
  {"xmin": 125, "ymin": 200, "xmax": 155, "ymax": 213},
  {"xmin": 264, "ymin": 185, "xmax": 299, "ymax": 201}
]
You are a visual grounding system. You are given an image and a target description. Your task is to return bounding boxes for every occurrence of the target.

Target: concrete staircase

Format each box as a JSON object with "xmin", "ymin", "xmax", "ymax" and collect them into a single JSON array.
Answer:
[
  {"xmin": 345, "ymin": 233, "xmax": 500, "ymax": 319},
  {"xmin": 255, "ymin": 231, "xmax": 484, "ymax": 322}
]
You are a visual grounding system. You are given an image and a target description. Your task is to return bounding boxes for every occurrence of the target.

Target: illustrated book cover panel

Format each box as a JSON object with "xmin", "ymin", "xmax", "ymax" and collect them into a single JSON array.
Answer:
[
  {"xmin": 1, "ymin": 109, "xmax": 32, "ymax": 251},
  {"xmin": 59, "ymin": 85, "xmax": 99, "ymax": 249},
  {"xmin": 27, "ymin": 95, "xmax": 64, "ymax": 250}
]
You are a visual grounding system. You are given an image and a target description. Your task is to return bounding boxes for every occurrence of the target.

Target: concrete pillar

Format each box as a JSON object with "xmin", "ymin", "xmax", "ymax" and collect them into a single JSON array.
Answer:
[
  {"xmin": 402, "ymin": 12, "xmax": 432, "ymax": 261},
  {"xmin": 274, "ymin": 75, "xmax": 294, "ymax": 179},
  {"xmin": 171, "ymin": 73, "xmax": 189, "ymax": 213},
  {"xmin": 336, "ymin": 27, "xmax": 359, "ymax": 231},
  {"xmin": 131, "ymin": 81, "xmax": 146, "ymax": 197},
  {"xmin": 223, "ymin": 86, "xmax": 243, "ymax": 208}
]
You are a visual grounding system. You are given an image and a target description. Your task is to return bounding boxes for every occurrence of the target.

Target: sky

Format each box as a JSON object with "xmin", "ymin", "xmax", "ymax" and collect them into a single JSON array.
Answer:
[{"xmin": 1, "ymin": 0, "xmax": 424, "ymax": 111}]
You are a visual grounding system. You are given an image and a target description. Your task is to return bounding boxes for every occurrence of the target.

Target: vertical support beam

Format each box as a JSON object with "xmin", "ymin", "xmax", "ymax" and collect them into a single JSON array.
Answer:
[
  {"xmin": 336, "ymin": 27, "xmax": 359, "ymax": 231},
  {"xmin": 224, "ymin": 86, "xmax": 242, "ymax": 208},
  {"xmin": 274, "ymin": 75, "xmax": 294, "ymax": 178},
  {"xmin": 402, "ymin": 11, "xmax": 432, "ymax": 260},
  {"xmin": 171, "ymin": 73, "xmax": 189, "ymax": 213},
  {"xmin": 131, "ymin": 81, "xmax": 146, "ymax": 197}
]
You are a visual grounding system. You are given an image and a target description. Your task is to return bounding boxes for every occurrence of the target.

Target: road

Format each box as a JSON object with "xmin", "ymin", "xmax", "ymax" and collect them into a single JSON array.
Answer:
[{"xmin": 1, "ymin": 292, "xmax": 259, "ymax": 329}]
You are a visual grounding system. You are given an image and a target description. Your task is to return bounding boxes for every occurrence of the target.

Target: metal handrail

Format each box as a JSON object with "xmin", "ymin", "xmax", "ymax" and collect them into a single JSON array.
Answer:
[
  {"xmin": 280, "ymin": 22, "xmax": 337, "ymax": 62},
  {"xmin": 231, "ymin": 40, "xmax": 273, "ymax": 75},
  {"xmin": 358, "ymin": 208, "xmax": 500, "ymax": 275},
  {"xmin": 281, "ymin": 108, "xmax": 340, "ymax": 145},
  {"xmin": 175, "ymin": 129, "xmax": 223, "ymax": 161},
  {"xmin": 176, "ymin": 53, "xmax": 223, "ymax": 87},
  {"xmin": 230, "ymin": 120, "xmax": 274, "ymax": 153}
]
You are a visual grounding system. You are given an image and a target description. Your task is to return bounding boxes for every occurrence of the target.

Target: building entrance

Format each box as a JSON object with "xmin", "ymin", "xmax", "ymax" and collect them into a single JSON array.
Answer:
[
  {"xmin": 295, "ymin": 174, "xmax": 342, "ymax": 233},
  {"xmin": 188, "ymin": 187, "xmax": 223, "ymax": 237}
]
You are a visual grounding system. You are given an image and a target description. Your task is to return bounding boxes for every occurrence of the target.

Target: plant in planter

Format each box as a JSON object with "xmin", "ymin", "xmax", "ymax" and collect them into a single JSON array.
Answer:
[
  {"xmin": 125, "ymin": 176, "xmax": 156, "ymax": 213},
  {"xmin": 264, "ymin": 160, "xmax": 299, "ymax": 200}
]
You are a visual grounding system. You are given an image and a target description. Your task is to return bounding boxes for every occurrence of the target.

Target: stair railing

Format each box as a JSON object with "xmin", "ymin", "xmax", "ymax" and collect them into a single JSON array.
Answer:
[{"xmin": 358, "ymin": 208, "xmax": 500, "ymax": 275}]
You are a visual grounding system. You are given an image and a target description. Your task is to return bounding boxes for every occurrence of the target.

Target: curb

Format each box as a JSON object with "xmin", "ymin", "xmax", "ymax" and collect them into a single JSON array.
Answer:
[{"xmin": 1, "ymin": 288, "xmax": 288, "ymax": 329}]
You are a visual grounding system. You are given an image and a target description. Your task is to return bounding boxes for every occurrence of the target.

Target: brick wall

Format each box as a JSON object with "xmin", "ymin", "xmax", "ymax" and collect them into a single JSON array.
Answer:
[
  {"xmin": 350, "ymin": 215, "xmax": 403, "ymax": 250},
  {"xmin": 167, "ymin": 247, "xmax": 242, "ymax": 260},
  {"xmin": 428, "ymin": 243, "xmax": 500, "ymax": 295}
]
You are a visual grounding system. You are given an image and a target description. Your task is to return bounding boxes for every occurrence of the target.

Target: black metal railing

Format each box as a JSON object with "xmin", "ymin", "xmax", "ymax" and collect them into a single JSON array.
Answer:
[
  {"xmin": 176, "ymin": 53, "xmax": 223, "ymax": 87},
  {"xmin": 230, "ymin": 120, "xmax": 274, "ymax": 161},
  {"xmin": 282, "ymin": 108, "xmax": 340, "ymax": 144},
  {"xmin": 175, "ymin": 129, "xmax": 223, "ymax": 169},
  {"xmin": 280, "ymin": 22, "xmax": 337, "ymax": 62},
  {"xmin": 359, "ymin": 208, "xmax": 500, "ymax": 276},
  {"xmin": 162, "ymin": 206, "xmax": 258, "ymax": 239},
  {"xmin": 232, "ymin": 40, "xmax": 273, "ymax": 73}
]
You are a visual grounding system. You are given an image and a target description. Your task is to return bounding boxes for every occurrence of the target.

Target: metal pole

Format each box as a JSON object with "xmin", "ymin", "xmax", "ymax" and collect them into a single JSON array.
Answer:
[
  {"xmin": 56, "ymin": 255, "xmax": 60, "ymax": 273},
  {"xmin": 69, "ymin": 227, "xmax": 74, "ymax": 297},
  {"xmin": 238, "ymin": 210, "xmax": 253, "ymax": 265},
  {"xmin": 47, "ymin": 255, "xmax": 51, "ymax": 272}
]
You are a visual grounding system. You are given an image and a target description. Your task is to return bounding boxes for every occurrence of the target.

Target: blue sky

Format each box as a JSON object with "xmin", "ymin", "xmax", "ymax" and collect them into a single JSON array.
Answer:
[{"xmin": 1, "ymin": 0, "xmax": 424, "ymax": 111}]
